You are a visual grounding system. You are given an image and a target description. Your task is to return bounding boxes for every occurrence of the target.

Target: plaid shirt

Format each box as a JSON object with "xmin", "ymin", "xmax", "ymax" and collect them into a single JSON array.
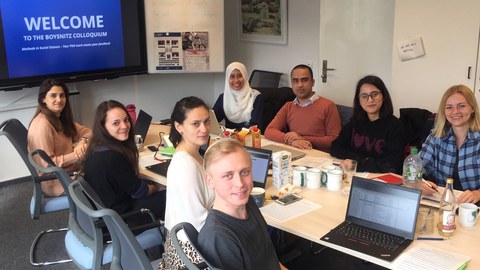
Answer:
[{"xmin": 420, "ymin": 128, "xmax": 480, "ymax": 190}]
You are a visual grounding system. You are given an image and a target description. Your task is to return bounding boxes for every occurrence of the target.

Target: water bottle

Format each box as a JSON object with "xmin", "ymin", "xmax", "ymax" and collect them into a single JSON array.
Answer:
[
  {"xmin": 402, "ymin": 147, "xmax": 423, "ymax": 189},
  {"xmin": 438, "ymin": 178, "xmax": 456, "ymax": 236}
]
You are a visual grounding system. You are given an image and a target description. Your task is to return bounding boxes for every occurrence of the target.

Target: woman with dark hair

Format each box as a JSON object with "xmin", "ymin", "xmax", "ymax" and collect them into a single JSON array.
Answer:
[
  {"xmin": 160, "ymin": 96, "xmax": 215, "ymax": 269},
  {"xmin": 28, "ymin": 78, "xmax": 92, "ymax": 196},
  {"xmin": 83, "ymin": 100, "xmax": 165, "ymax": 222},
  {"xmin": 330, "ymin": 75, "xmax": 406, "ymax": 174}
]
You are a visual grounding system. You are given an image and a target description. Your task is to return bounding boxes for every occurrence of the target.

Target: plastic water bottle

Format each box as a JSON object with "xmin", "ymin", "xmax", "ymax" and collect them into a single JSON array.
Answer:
[
  {"xmin": 402, "ymin": 147, "xmax": 423, "ymax": 189},
  {"xmin": 438, "ymin": 178, "xmax": 456, "ymax": 236}
]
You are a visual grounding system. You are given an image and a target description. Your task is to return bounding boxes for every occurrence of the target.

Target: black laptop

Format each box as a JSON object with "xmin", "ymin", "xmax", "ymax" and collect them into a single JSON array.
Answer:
[
  {"xmin": 245, "ymin": 146, "xmax": 272, "ymax": 189},
  {"xmin": 134, "ymin": 109, "xmax": 153, "ymax": 140},
  {"xmin": 145, "ymin": 159, "xmax": 171, "ymax": 177},
  {"xmin": 321, "ymin": 176, "xmax": 422, "ymax": 262}
]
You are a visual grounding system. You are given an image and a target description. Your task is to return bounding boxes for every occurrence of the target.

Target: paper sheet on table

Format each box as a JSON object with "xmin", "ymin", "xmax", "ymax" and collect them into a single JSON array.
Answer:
[
  {"xmin": 260, "ymin": 199, "xmax": 322, "ymax": 222},
  {"xmin": 392, "ymin": 244, "xmax": 470, "ymax": 270},
  {"xmin": 292, "ymin": 156, "xmax": 330, "ymax": 168},
  {"xmin": 421, "ymin": 188, "xmax": 463, "ymax": 207}
]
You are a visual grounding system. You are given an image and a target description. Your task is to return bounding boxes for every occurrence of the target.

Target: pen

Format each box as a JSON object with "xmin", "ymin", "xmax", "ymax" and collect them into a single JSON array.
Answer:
[
  {"xmin": 416, "ymin": 237, "xmax": 448, "ymax": 241},
  {"xmin": 422, "ymin": 179, "xmax": 439, "ymax": 193}
]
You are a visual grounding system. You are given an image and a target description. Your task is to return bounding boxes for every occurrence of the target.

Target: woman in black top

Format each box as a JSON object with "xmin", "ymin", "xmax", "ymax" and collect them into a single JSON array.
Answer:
[
  {"xmin": 330, "ymin": 75, "xmax": 406, "ymax": 174},
  {"xmin": 83, "ymin": 100, "xmax": 165, "ymax": 221}
]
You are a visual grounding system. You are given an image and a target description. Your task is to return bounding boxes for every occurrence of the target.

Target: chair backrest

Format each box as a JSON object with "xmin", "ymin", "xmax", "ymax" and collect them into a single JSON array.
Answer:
[
  {"xmin": 0, "ymin": 119, "xmax": 61, "ymax": 219},
  {"xmin": 68, "ymin": 181, "xmax": 154, "ymax": 270},
  {"xmin": 170, "ymin": 222, "xmax": 218, "ymax": 270},
  {"xmin": 249, "ymin": 69, "xmax": 283, "ymax": 88},
  {"xmin": 255, "ymin": 87, "xmax": 295, "ymax": 133},
  {"xmin": 399, "ymin": 108, "xmax": 434, "ymax": 150},
  {"xmin": 336, "ymin": 104, "xmax": 354, "ymax": 127}
]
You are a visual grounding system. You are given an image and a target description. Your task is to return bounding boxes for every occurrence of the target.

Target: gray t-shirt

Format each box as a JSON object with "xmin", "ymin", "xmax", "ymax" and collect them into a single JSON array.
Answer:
[{"xmin": 198, "ymin": 197, "xmax": 280, "ymax": 270}]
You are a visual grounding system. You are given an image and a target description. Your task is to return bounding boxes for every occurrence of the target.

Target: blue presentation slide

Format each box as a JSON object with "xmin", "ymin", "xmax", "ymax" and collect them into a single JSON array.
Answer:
[{"xmin": 0, "ymin": 0, "xmax": 125, "ymax": 78}]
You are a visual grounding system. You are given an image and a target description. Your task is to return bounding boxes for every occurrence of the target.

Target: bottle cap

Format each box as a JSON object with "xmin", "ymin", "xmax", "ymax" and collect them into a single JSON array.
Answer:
[
  {"xmin": 410, "ymin": 146, "xmax": 418, "ymax": 155},
  {"xmin": 446, "ymin": 178, "xmax": 453, "ymax": 184}
]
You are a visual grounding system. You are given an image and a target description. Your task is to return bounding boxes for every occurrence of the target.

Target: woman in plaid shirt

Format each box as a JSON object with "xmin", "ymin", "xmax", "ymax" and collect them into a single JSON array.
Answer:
[{"xmin": 420, "ymin": 85, "xmax": 480, "ymax": 205}]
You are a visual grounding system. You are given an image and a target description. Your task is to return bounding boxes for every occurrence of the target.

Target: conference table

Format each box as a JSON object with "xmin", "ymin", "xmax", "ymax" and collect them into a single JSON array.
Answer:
[{"xmin": 139, "ymin": 124, "xmax": 478, "ymax": 269}]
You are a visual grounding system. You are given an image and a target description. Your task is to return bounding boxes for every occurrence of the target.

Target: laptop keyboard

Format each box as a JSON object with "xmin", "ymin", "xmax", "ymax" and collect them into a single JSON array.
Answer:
[{"xmin": 337, "ymin": 222, "xmax": 405, "ymax": 251}]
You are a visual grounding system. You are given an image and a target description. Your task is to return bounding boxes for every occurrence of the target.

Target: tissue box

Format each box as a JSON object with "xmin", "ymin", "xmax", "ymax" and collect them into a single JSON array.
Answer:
[{"xmin": 272, "ymin": 150, "xmax": 291, "ymax": 189}]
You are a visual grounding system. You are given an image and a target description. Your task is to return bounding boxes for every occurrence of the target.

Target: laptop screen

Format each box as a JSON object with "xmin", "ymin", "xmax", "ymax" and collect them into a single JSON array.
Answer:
[
  {"xmin": 134, "ymin": 109, "xmax": 152, "ymax": 140},
  {"xmin": 346, "ymin": 177, "xmax": 421, "ymax": 239},
  {"xmin": 245, "ymin": 146, "xmax": 272, "ymax": 188}
]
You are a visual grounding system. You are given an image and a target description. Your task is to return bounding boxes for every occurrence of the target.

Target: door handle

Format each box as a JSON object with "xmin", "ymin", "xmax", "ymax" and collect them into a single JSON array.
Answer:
[{"xmin": 321, "ymin": 60, "xmax": 336, "ymax": 83}]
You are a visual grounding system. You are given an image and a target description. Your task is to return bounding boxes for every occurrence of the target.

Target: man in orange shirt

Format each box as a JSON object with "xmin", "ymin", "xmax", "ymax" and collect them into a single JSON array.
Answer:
[{"xmin": 265, "ymin": 64, "xmax": 341, "ymax": 152}]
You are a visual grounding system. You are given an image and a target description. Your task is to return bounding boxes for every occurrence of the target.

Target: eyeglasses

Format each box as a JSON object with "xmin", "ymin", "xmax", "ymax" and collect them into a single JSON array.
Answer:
[{"xmin": 359, "ymin": 91, "xmax": 382, "ymax": 102}]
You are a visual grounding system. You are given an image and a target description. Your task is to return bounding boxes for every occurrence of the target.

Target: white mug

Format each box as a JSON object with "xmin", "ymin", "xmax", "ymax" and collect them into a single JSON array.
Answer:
[
  {"xmin": 326, "ymin": 169, "xmax": 343, "ymax": 191},
  {"xmin": 293, "ymin": 166, "xmax": 307, "ymax": 187},
  {"xmin": 458, "ymin": 203, "xmax": 479, "ymax": 227},
  {"xmin": 306, "ymin": 168, "xmax": 321, "ymax": 189},
  {"xmin": 321, "ymin": 165, "xmax": 337, "ymax": 187}
]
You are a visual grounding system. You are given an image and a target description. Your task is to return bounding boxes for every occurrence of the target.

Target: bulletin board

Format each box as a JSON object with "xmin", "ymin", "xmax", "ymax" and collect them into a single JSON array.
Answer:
[{"xmin": 144, "ymin": 0, "xmax": 225, "ymax": 73}]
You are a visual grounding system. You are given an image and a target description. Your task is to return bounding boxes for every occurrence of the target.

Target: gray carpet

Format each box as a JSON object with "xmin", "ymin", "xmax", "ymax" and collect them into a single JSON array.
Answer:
[{"xmin": 0, "ymin": 177, "xmax": 77, "ymax": 270}]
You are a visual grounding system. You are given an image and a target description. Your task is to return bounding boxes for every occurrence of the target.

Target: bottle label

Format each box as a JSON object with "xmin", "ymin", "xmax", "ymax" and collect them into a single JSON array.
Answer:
[{"xmin": 441, "ymin": 210, "xmax": 455, "ymax": 232}]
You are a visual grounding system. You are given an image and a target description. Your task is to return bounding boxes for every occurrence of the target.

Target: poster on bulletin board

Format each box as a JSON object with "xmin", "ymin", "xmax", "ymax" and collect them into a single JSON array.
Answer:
[{"xmin": 144, "ymin": 0, "xmax": 224, "ymax": 73}]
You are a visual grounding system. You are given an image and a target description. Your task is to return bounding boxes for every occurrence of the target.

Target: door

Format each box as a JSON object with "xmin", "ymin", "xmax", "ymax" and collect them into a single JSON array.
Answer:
[{"xmin": 318, "ymin": 0, "xmax": 395, "ymax": 106}]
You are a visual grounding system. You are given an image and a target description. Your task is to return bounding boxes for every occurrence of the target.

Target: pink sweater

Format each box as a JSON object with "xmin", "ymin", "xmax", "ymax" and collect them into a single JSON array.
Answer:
[{"xmin": 264, "ymin": 97, "xmax": 341, "ymax": 152}]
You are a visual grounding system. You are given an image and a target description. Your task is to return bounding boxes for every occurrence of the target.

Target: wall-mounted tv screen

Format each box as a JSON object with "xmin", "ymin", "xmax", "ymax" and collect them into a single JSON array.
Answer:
[{"xmin": 0, "ymin": 0, "xmax": 147, "ymax": 91}]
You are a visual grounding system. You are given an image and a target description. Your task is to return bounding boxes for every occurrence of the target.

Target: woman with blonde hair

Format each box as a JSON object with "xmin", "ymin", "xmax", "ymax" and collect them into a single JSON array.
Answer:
[{"xmin": 420, "ymin": 85, "xmax": 480, "ymax": 204}]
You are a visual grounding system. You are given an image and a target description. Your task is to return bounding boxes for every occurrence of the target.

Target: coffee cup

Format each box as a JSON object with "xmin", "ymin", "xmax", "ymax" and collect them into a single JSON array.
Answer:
[
  {"xmin": 293, "ymin": 166, "xmax": 307, "ymax": 187},
  {"xmin": 306, "ymin": 168, "xmax": 321, "ymax": 189},
  {"xmin": 251, "ymin": 187, "xmax": 266, "ymax": 208},
  {"xmin": 321, "ymin": 165, "xmax": 337, "ymax": 187},
  {"xmin": 458, "ymin": 203, "xmax": 479, "ymax": 227},
  {"xmin": 326, "ymin": 169, "xmax": 343, "ymax": 191}
]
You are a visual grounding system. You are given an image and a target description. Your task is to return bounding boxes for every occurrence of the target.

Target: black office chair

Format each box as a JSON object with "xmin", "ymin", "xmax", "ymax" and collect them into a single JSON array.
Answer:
[
  {"xmin": 249, "ymin": 69, "xmax": 283, "ymax": 88},
  {"xmin": 170, "ymin": 222, "xmax": 219, "ymax": 270},
  {"xmin": 0, "ymin": 119, "xmax": 71, "ymax": 266}
]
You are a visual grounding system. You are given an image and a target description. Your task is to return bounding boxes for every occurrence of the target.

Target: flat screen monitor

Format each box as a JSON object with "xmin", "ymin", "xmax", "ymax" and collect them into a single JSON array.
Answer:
[{"xmin": 0, "ymin": 0, "xmax": 147, "ymax": 90}]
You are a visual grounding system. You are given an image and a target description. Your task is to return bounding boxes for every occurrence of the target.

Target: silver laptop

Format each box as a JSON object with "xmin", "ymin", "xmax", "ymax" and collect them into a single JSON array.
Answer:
[
  {"xmin": 245, "ymin": 146, "xmax": 272, "ymax": 189},
  {"xmin": 209, "ymin": 109, "xmax": 224, "ymax": 136},
  {"xmin": 321, "ymin": 176, "xmax": 422, "ymax": 262},
  {"xmin": 262, "ymin": 144, "xmax": 306, "ymax": 161}
]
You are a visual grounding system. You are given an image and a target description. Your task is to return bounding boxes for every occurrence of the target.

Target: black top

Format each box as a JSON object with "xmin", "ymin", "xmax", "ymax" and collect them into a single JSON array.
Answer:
[{"xmin": 330, "ymin": 114, "xmax": 407, "ymax": 174}]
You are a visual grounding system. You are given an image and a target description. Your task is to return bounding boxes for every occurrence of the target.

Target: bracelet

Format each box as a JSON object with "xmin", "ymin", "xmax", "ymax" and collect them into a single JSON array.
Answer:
[{"xmin": 80, "ymin": 137, "xmax": 89, "ymax": 143}]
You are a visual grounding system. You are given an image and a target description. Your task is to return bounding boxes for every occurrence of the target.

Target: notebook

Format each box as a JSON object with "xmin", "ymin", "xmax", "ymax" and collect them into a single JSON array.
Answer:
[
  {"xmin": 245, "ymin": 146, "xmax": 272, "ymax": 189},
  {"xmin": 145, "ymin": 159, "xmax": 171, "ymax": 177},
  {"xmin": 262, "ymin": 144, "xmax": 306, "ymax": 161},
  {"xmin": 134, "ymin": 109, "xmax": 153, "ymax": 141},
  {"xmin": 321, "ymin": 176, "xmax": 422, "ymax": 262},
  {"xmin": 209, "ymin": 109, "xmax": 224, "ymax": 136}
]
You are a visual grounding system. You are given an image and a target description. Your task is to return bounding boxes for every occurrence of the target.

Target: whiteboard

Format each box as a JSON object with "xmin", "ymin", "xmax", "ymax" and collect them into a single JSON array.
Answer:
[{"xmin": 144, "ymin": 0, "xmax": 225, "ymax": 73}]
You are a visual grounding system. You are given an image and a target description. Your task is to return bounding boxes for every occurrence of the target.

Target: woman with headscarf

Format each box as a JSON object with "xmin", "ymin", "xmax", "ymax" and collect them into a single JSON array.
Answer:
[{"xmin": 212, "ymin": 62, "xmax": 264, "ymax": 131}]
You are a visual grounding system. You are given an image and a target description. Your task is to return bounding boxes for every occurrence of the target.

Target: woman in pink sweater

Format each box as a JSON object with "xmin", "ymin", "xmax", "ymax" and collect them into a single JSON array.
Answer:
[{"xmin": 28, "ymin": 78, "xmax": 92, "ymax": 196}]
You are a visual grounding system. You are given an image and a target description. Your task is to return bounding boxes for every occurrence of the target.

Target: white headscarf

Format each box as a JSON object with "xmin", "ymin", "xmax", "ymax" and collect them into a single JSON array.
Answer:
[{"xmin": 223, "ymin": 62, "xmax": 259, "ymax": 123}]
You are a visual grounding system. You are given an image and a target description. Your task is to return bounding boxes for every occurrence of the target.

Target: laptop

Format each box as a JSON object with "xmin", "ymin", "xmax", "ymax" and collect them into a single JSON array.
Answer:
[
  {"xmin": 245, "ymin": 146, "xmax": 272, "ymax": 189},
  {"xmin": 262, "ymin": 144, "xmax": 306, "ymax": 161},
  {"xmin": 209, "ymin": 109, "xmax": 224, "ymax": 136},
  {"xmin": 321, "ymin": 176, "xmax": 422, "ymax": 262},
  {"xmin": 134, "ymin": 109, "xmax": 153, "ymax": 140},
  {"xmin": 145, "ymin": 159, "xmax": 171, "ymax": 177}
]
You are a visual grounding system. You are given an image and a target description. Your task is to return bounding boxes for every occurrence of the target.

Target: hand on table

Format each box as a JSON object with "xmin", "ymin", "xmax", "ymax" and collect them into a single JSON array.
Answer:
[
  {"xmin": 284, "ymin": 131, "xmax": 303, "ymax": 145},
  {"xmin": 457, "ymin": 190, "xmax": 480, "ymax": 204},
  {"xmin": 291, "ymin": 139, "xmax": 312, "ymax": 150},
  {"xmin": 418, "ymin": 180, "xmax": 438, "ymax": 196}
]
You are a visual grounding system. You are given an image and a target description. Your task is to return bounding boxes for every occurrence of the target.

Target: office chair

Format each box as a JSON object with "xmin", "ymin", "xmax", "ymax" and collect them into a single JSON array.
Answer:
[
  {"xmin": 68, "ymin": 181, "xmax": 162, "ymax": 270},
  {"xmin": 248, "ymin": 69, "xmax": 283, "ymax": 88},
  {"xmin": 336, "ymin": 104, "xmax": 354, "ymax": 127},
  {"xmin": 170, "ymin": 222, "xmax": 218, "ymax": 270},
  {"xmin": 0, "ymin": 119, "xmax": 71, "ymax": 266}
]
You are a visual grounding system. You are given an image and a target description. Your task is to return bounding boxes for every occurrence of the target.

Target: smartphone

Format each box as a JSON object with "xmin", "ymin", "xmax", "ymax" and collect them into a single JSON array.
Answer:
[
  {"xmin": 147, "ymin": 145, "xmax": 158, "ymax": 152},
  {"xmin": 275, "ymin": 193, "xmax": 302, "ymax": 205}
]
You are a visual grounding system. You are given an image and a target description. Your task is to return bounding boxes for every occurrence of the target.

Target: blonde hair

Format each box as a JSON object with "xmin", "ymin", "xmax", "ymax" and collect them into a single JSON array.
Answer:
[
  {"xmin": 433, "ymin": 85, "xmax": 480, "ymax": 137},
  {"xmin": 203, "ymin": 139, "xmax": 250, "ymax": 174}
]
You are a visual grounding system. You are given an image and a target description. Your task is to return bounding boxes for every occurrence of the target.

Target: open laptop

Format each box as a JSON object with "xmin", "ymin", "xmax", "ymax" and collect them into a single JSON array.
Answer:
[
  {"xmin": 145, "ymin": 159, "xmax": 171, "ymax": 177},
  {"xmin": 245, "ymin": 146, "xmax": 272, "ymax": 189},
  {"xmin": 262, "ymin": 144, "xmax": 306, "ymax": 161},
  {"xmin": 209, "ymin": 109, "xmax": 224, "ymax": 136},
  {"xmin": 134, "ymin": 109, "xmax": 153, "ymax": 140},
  {"xmin": 321, "ymin": 176, "xmax": 422, "ymax": 262}
]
